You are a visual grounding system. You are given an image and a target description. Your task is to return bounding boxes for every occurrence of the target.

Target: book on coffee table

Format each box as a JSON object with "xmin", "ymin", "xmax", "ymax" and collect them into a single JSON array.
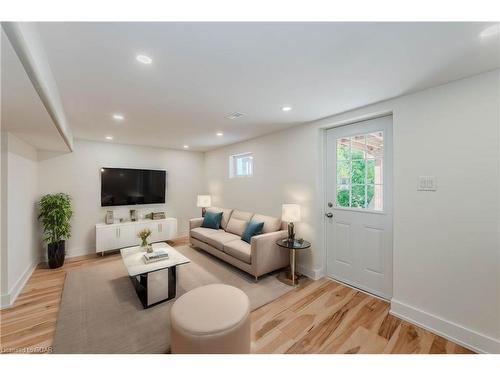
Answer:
[{"xmin": 143, "ymin": 249, "xmax": 169, "ymax": 264}]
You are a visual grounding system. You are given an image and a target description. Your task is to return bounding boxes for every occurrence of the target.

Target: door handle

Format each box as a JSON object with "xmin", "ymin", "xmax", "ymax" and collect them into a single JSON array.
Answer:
[{"xmin": 325, "ymin": 212, "xmax": 333, "ymax": 218}]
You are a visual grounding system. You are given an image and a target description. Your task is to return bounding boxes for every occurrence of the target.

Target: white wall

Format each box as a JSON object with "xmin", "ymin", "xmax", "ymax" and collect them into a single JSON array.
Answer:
[
  {"xmin": 0, "ymin": 130, "xmax": 8, "ymax": 306},
  {"xmin": 38, "ymin": 139, "xmax": 205, "ymax": 257},
  {"xmin": 204, "ymin": 70, "xmax": 500, "ymax": 353},
  {"xmin": 0, "ymin": 132, "xmax": 40, "ymax": 307},
  {"xmin": 205, "ymin": 124, "xmax": 323, "ymax": 276}
]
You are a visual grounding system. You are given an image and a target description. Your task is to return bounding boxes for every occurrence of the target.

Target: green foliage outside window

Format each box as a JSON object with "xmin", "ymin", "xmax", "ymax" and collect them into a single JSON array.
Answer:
[{"xmin": 336, "ymin": 142, "xmax": 376, "ymax": 208}]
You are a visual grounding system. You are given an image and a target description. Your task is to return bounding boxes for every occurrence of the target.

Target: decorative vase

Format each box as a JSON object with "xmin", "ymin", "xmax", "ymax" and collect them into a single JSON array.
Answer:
[
  {"xmin": 47, "ymin": 240, "xmax": 65, "ymax": 269},
  {"xmin": 146, "ymin": 245, "xmax": 154, "ymax": 253}
]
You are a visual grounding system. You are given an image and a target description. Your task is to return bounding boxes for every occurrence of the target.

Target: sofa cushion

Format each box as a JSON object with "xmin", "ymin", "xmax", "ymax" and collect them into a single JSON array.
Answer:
[
  {"xmin": 190, "ymin": 227, "xmax": 222, "ymax": 243},
  {"xmin": 204, "ymin": 231, "xmax": 240, "ymax": 251},
  {"xmin": 251, "ymin": 214, "xmax": 282, "ymax": 233},
  {"xmin": 206, "ymin": 207, "xmax": 233, "ymax": 230},
  {"xmin": 201, "ymin": 211, "xmax": 223, "ymax": 230},
  {"xmin": 224, "ymin": 240, "xmax": 252, "ymax": 264},
  {"xmin": 226, "ymin": 210, "xmax": 253, "ymax": 236}
]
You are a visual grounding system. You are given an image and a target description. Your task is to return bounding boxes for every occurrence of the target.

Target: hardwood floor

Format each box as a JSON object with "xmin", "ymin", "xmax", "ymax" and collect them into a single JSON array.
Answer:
[
  {"xmin": 251, "ymin": 278, "xmax": 473, "ymax": 354},
  {"xmin": 0, "ymin": 239, "xmax": 473, "ymax": 354}
]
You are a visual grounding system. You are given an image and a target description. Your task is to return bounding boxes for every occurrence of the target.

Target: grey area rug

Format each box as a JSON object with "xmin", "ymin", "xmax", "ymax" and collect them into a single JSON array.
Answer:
[{"xmin": 53, "ymin": 245, "xmax": 292, "ymax": 354}]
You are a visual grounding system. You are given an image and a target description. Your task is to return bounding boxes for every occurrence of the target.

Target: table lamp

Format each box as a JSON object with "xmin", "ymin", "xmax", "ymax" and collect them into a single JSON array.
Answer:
[
  {"xmin": 282, "ymin": 204, "xmax": 301, "ymax": 242},
  {"xmin": 197, "ymin": 195, "xmax": 211, "ymax": 217}
]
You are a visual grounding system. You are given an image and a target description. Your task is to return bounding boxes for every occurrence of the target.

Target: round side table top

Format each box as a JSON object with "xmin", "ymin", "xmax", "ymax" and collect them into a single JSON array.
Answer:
[{"xmin": 276, "ymin": 238, "xmax": 311, "ymax": 250}]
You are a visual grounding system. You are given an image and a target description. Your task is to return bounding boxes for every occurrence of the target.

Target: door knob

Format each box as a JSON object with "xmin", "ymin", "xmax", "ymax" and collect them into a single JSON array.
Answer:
[{"xmin": 325, "ymin": 212, "xmax": 333, "ymax": 218}]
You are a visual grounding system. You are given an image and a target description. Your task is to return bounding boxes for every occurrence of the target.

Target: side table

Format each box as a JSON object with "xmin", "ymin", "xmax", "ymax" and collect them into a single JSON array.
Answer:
[{"xmin": 276, "ymin": 238, "xmax": 311, "ymax": 286}]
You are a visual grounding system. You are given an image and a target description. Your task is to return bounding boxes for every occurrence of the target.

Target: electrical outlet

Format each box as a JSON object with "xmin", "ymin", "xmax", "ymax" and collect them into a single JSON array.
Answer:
[{"xmin": 417, "ymin": 176, "xmax": 437, "ymax": 191}]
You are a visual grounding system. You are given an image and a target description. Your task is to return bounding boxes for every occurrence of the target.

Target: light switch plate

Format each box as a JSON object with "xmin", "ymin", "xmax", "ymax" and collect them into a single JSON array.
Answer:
[{"xmin": 418, "ymin": 176, "xmax": 437, "ymax": 191}]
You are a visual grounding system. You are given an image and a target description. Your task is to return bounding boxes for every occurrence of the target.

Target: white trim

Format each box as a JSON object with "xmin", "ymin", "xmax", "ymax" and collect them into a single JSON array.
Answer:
[
  {"xmin": 318, "ymin": 110, "xmax": 394, "ymax": 131},
  {"xmin": 333, "ymin": 206, "xmax": 387, "ymax": 215},
  {"xmin": 0, "ymin": 259, "xmax": 39, "ymax": 308},
  {"xmin": 297, "ymin": 264, "xmax": 325, "ymax": 280},
  {"xmin": 390, "ymin": 299, "xmax": 500, "ymax": 354}
]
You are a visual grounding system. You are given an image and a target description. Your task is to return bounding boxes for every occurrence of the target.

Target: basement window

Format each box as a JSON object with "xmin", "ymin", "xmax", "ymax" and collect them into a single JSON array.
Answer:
[{"xmin": 229, "ymin": 152, "xmax": 253, "ymax": 178}]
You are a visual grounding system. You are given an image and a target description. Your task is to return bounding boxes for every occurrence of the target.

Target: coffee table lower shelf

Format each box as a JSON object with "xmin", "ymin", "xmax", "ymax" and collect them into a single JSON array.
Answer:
[{"xmin": 130, "ymin": 266, "xmax": 178, "ymax": 309}]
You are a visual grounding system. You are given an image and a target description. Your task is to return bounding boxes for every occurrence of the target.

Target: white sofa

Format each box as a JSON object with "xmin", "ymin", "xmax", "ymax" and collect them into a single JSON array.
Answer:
[{"xmin": 189, "ymin": 207, "xmax": 289, "ymax": 280}]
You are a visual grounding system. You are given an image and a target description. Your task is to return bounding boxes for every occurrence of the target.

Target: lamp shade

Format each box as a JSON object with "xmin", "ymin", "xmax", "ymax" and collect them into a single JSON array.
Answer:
[
  {"xmin": 282, "ymin": 204, "xmax": 301, "ymax": 223},
  {"xmin": 197, "ymin": 195, "xmax": 211, "ymax": 208}
]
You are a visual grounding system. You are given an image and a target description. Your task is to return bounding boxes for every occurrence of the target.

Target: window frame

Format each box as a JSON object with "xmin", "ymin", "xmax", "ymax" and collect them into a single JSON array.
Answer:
[
  {"xmin": 335, "ymin": 131, "xmax": 385, "ymax": 212},
  {"xmin": 229, "ymin": 152, "xmax": 254, "ymax": 179}
]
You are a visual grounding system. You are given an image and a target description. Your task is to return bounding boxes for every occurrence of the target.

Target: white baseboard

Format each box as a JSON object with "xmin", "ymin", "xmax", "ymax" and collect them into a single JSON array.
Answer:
[
  {"xmin": 65, "ymin": 247, "xmax": 96, "ymax": 259},
  {"xmin": 0, "ymin": 259, "xmax": 39, "ymax": 309},
  {"xmin": 390, "ymin": 299, "xmax": 500, "ymax": 354},
  {"xmin": 297, "ymin": 264, "xmax": 325, "ymax": 280}
]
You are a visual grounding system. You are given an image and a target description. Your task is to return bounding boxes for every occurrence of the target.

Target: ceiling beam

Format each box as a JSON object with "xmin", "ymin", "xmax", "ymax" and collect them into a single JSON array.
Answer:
[{"xmin": 1, "ymin": 22, "xmax": 73, "ymax": 152}]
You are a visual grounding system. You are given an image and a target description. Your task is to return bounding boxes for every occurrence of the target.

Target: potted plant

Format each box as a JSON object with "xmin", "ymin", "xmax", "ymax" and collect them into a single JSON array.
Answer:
[
  {"xmin": 39, "ymin": 193, "xmax": 73, "ymax": 269},
  {"xmin": 138, "ymin": 228, "xmax": 153, "ymax": 253}
]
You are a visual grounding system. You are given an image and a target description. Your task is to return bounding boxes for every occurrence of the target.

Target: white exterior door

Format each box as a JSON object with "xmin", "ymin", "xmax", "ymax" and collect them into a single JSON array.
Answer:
[{"xmin": 325, "ymin": 116, "xmax": 393, "ymax": 300}]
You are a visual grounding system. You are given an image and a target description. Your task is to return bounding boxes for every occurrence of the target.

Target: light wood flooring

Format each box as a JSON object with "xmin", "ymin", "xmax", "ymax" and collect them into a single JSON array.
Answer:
[
  {"xmin": 251, "ymin": 278, "xmax": 473, "ymax": 354},
  {"xmin": 1, "ymin": 238, "xmax": 473, "ymax": 354}
]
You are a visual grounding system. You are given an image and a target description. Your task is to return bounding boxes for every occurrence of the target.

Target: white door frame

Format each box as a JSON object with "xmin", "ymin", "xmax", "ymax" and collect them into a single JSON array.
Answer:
[{"xmin": 317, "ymin": 110, "xmax": 394, "ymax": 298}]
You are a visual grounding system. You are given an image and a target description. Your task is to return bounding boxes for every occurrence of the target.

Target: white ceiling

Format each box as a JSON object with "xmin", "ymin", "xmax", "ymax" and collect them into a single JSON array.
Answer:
[
  {"xmin": 5, "ymin": 22, "xmax": 500, "ymax": 152},
  {"xmin": 1, "ymin": 29, "xmax": 68, "ymax": 151}
]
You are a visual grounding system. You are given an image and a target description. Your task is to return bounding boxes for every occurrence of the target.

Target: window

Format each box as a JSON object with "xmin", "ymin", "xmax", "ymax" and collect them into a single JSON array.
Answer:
[
  {"xmin": 229, "ymin": 152, "xmax": 253, "ymax": 178},
  {"xmin": 336, "ymin": 131, "xmax": 384, "ymax": 211}
]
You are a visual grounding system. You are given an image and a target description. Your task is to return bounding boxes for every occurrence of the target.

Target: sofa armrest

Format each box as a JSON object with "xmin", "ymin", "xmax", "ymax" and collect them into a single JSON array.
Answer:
[
  {"xmin": 250, "ymin": 230, "xmax": 289, "ymax": 277},
  {"xmin": 189, "ymin": 217, "xmax": 204, "ymax": 230}
]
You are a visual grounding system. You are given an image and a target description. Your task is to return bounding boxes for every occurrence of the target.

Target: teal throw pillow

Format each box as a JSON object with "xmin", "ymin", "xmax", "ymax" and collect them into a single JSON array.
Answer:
[
  {"xmin": 201, "ymin": 211, "xmax": 223, "ymax": 230},
  {"xmin": 241, "ymin": 220, "xmax": 264, "ymax": 243}
]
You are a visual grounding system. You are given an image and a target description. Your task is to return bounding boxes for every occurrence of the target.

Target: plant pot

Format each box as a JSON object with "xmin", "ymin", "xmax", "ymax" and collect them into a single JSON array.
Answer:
[{"xmin": 48, "ymin": 240, "xmax": 65, "ymax": 269}]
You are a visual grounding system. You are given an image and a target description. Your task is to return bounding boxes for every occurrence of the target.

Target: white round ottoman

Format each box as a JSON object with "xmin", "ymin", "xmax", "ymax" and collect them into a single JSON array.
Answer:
[{"xmin": 170, "ymin": 284, "xmax": 251, "ymax": 354}]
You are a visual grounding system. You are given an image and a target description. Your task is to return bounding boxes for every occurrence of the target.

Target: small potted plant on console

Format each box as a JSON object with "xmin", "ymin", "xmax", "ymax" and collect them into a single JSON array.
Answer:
[{"xmin": 39, "ymin": 193, "xmax": 73, "ymax": 269}]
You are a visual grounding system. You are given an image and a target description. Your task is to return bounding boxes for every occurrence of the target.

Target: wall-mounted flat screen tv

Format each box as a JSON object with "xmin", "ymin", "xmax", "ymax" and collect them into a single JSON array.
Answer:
[{"xmin": 100, "ymin": 167, "xmax": 166, "ymax": 207}]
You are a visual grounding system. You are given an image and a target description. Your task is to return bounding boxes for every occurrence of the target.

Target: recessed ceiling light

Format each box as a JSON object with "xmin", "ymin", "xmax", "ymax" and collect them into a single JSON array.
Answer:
[
  {"xmin": 183, "ymin": 145, "xmax": 189, "ymax": 149},
  {"xmin": 227, "ymin": 112, "xmax": 244, "ymax": 120},
  {"xmin": 216, "ymin": 132, "xmax": 224, "ymax": 137},
  {"xmin": 136, "ymin": 54, "xmax": 152, "ymax": 64},
  {"xmin": 480, "ymin": 24, "xmax": 500, "ymax": 38},
  {"xmin": 282, "ymin": 106, "xmax": 292, "ymax": 112},
  {"xmin": 112, "ymin": 113, "xmax": 124, "ymax": 121},
  {"xmin": 105, "ymin": 136, "xmax": 113, "ymax": 140}
]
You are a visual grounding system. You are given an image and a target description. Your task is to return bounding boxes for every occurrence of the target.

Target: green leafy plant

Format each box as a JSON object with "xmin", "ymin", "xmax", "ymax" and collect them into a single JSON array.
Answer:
[
  {"xmin": 138, "ymin": 228, "xmax": 152, "ymax": 247},
  {"xmin": 39, "ymin": 193, "xmax": 73, "ymax": 244}
]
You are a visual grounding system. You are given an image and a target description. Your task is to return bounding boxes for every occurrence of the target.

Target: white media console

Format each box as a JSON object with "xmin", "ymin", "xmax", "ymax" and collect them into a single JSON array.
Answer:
[{"xmin": 95, "ymin": 218, "xmax": 178, "ymax": 255}]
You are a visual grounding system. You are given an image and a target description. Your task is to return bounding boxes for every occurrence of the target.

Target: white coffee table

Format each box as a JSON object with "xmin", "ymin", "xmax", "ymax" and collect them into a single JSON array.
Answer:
[{"xmin": 120, "ymin": 242, "xmax": 190, "ymax": 308}]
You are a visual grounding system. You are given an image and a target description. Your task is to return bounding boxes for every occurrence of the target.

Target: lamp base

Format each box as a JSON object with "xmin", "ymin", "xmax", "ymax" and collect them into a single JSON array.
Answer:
[{"xmin": 287, "ymin": 222, "xmax": 295, "ymax": 242}]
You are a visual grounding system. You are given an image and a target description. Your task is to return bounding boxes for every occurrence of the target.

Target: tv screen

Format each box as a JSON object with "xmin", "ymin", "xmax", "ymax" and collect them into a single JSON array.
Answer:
[{"xmin": 100, "ymin": 167, "xmax": 166, "ymax": 207}]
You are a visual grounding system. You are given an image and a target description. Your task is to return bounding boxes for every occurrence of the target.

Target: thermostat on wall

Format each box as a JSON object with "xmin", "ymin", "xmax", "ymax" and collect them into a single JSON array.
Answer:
[{"xmin": 417, "ymin": 176, "xmax": 437, "ymax": 191}]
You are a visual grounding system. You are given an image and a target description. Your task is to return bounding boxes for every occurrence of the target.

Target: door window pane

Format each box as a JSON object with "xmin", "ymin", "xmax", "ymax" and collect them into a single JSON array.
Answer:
[
  {"xmin": 336, "ymin": 185, "xmax": 350, "ymax": 208},
  {"xmin": 366, "ymin": 185, "xmax": 383, "ymax": 211},
  {"xmin": 335, "ymin": 131, "xmax": 384, "ymax": 210},
  {"xmin": 351, "ymin": 185, "xmax": 366, "ymax": 208},
  {"xmin": 351, "ymin": 135, "xmax": 366, "ymax": 159},
  {"xmin": 366, "ymin": 132, "xmax": 384, "ymax": 159},
  {"xmin": 336, "ymin": 161, "xmax": 350, "ymax": 185},
  {"xmin": 351, "ymin": 160, "xmax": 365, "ymax": 184},
  {"xmin": 366, "ymin": 159, "xmax": 383, "ymax": 184},
  {"xmin": 336, "ymin": 138, "xmax": 350, "ymax": 161}
]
